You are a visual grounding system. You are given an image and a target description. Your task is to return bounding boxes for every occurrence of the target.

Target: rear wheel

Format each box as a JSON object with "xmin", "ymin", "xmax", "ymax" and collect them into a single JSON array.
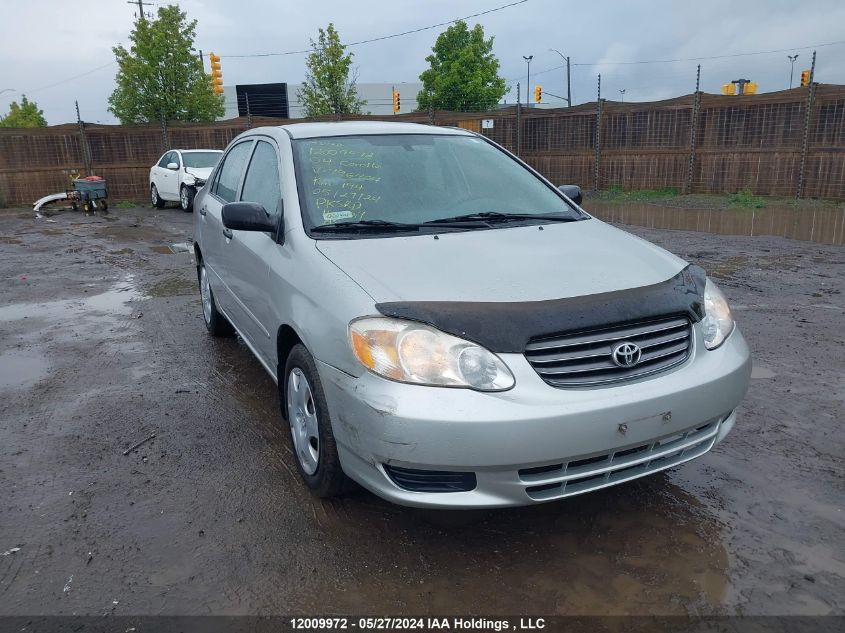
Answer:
[
  {"xmin": 199, "ymin": 262, "xmax": 233, "ymax": 337},
  {"xmin": 283, "ymin": 344, "xmax": 347, "ymax": 497},
  {"xmin": 151, "ymin": 184, "xmax": 165, "ymax": 209},
  {"xmin": 180, "ymin": 185, "xmax": 195, "ymax": 212}
]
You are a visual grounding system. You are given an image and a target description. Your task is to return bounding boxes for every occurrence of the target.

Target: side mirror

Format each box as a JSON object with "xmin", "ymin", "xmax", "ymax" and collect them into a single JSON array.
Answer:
[
  {"xmin": 558, "ymin": 184, "xmax": 583, "ymax": 206},
  {"xmin": 167, "ymin": 162, "xmax": 179, "ymax": 170},
  {"xmin": 222, "ymin": 201, "xmax": 278, "ymax": 233}
]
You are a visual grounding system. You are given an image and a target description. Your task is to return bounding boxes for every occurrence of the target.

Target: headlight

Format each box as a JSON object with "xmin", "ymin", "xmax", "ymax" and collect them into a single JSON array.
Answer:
[
  {"xmin": 349, "ymin": 317, "xmax": 514, "ymax": 391},
  {"xmin": 701, "ymin": 278, "xmax": 734, "ymax": 350}
]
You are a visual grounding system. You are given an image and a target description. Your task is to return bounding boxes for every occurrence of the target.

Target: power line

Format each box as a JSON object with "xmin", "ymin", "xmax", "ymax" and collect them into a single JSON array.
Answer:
[
  {"xmin": 505, "ymin": 39, "xmax": 845, "ymax": 84},
  {"xmin": 221, "ymin": 0, "xmax": 529, "ymax": 58},
  {"xmin": 25, "ymin": 62, "xmax": 117, "ymax": 94}
]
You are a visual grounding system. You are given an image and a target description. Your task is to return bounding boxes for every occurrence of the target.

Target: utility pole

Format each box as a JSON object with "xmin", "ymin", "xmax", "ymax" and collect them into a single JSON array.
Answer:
[
  {"xmin": 618, "ymin": 88, "xmax": 626, "ymax": 102},
  {"xmin": 127, "ymin": 0, "xmax": 152, "ymax": 21},
  {"xmin": 549, "ymin": 49, "xmax": 571, "ymax": 107},
  {"xmin": 522, "ymin": 55, "xmax": 533, "ymax": 106},
  {"xmin": 787, "ymin": 54, "xmax": 799, "ymax": 89},
  {"xmin": 76, "ymin": 101, "xmax": 92, "ymax": 176}
]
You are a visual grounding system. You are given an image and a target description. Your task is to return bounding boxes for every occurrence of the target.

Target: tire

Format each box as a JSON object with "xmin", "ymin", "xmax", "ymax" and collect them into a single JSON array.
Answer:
[
  {"xmin": 282, "ymin": 344, "xmax": 348, "ymax": 498},
  {"xmin": 198, "ymin": 261, "xmax": 234, "ymax": 337},
  {"xmin": 180, "ymin": 185, "xmax": 195, "ymax": 212},
  {"xmin": 151, "ymin": 184, "xmax": 165, "ymax": 209}
]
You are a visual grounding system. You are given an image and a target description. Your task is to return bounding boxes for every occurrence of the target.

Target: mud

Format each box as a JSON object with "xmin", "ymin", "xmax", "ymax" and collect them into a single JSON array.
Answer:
[{"xmin": 0, "ymin": 206, "xmax": 842, "ymax": 616}]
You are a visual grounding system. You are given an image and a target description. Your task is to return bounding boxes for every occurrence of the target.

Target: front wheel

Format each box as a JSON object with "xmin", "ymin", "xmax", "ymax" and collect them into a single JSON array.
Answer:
[
  {"xmin": 283, "ymin": 344, "xmax": 348, "ymax": 497},
  {"xmin": 180, "ymin": 185, "xmax": 195, "ymax": 212},
  {"xmin": 199, "ymin": 262, "xmax": 233, "ymax": 337}
]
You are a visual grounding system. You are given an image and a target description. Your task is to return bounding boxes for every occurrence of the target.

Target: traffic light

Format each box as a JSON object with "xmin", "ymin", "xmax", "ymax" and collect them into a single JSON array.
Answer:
[
  {"xmin": 744, "ymin": 81, "xmax": 758, "ymax": 95},
  {"xmin": 720, "ymin": 83, "xmax": 736, "ymax": 95},
  {"xmin": 800, "ymin": 70, "xmax": 811, "ymax": 87},
  {"xmin": 209, "ymin": 52, "xmax": 224, "ymax": 94},
  {"xmin": 534, "ymin": 85, "xmax": 542, "ymax": 103},
  {"xmin": 392, "ymin": 90, "xmax": 400, "ymax": 113}
]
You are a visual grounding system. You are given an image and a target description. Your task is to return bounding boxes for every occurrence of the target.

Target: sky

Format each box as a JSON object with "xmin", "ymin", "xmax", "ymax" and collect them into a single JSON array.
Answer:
[{"xmin": 1, "ymin": 0, "xmax": 844, "ymax": 124}]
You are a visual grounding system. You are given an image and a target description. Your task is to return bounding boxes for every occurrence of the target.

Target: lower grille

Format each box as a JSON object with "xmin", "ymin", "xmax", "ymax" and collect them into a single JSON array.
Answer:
[
  {"xmin": 383, "ymin": 465, "xmax": 477, "ymax": 493},
  {"xmin": 525, "ymin": 315, "xmax": 693, "ymax": 388},
  {"xmin": 518, "ymin": 419, "xmax": 721, "ymax": 501}
]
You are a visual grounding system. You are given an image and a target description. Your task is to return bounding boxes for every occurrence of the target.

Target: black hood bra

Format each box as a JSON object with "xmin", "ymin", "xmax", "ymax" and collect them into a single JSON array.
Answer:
[{"xmin": 376, "ymin": 265, "xmax": 707, "ymax": 353}]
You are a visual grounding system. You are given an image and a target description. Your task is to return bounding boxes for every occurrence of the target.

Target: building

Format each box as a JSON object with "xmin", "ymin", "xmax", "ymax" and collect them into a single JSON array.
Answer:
[{"xmin": 221, "ymin": 82, "xmax": 425, "ymax": 120}]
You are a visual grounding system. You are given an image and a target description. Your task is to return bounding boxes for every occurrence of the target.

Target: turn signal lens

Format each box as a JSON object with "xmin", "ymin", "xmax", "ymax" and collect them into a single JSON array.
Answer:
[{"xmin": 349, "ymin": 317, "xmax": 514, "ymax": 391}]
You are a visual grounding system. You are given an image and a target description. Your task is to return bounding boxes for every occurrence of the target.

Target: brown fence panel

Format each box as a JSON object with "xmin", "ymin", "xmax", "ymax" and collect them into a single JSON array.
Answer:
[{"xmin": 2, "ymin": 86, "xmax": 845, "ymax": 206}]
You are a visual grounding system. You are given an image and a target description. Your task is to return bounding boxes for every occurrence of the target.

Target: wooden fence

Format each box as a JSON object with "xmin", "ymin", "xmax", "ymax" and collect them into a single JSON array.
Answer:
[{"xmin": 1, "ymin": 84, "xmax": 843, "ymax": 206}]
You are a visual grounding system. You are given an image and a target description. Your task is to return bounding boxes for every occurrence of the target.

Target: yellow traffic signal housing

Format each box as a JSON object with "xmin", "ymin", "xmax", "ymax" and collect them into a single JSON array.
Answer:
[
  {"xmin": 800, "ymin": 70, "xmax": 811, "ymax": 87},
  {"xmin": 744, "ymin": 81, "xmax": 758, "ymax": 95},
  {"xmin": 392, "ymin": 90, "xmax": 400, "ymax": 113},
  {"xmin": 534, "ymin": 85, "xmax": 542, "ymax": 103},
  {"xmin": 209, "ymin": 52, "xmax": 224, "ymax": 94},
  {"xmin": 720, "ymin": 83, "xmax": 736, "ymax": 95}
]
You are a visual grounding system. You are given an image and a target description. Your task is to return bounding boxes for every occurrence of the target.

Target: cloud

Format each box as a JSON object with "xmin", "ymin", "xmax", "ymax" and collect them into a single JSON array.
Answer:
[{"xmin": 0, "ymin": 0, "xmax": 842, "ymax": 123}]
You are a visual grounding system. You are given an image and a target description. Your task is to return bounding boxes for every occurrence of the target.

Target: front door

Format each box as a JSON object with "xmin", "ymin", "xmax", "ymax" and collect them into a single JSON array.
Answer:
[{"xmin": 222, "ymin": 139, "xmax": 283, "ymax": 365}]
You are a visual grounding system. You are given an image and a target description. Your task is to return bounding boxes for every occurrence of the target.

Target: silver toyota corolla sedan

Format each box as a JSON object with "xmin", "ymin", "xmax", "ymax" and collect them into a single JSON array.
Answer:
[{"xmin": 192, "ymin": 121, "xmax": 751, "ymax": 508}]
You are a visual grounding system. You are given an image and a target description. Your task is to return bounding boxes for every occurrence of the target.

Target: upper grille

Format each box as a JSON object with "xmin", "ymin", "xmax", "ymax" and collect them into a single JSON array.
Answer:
[{"xmin": 525, "ymin": 315, "xmax": 693, "ymax": 388}]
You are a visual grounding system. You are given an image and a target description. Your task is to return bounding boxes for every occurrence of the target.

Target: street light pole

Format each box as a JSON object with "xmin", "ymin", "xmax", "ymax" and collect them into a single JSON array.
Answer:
[
  {"xmin": 0, "ymin": 88, "xmax": 14, "ymax": 96},
  {"xmin": 549, "ymin": 49, "xmax": 571, "ymax": 107},
  {"xmin": 787, "ymin": 54, "xmax": 799, "ymax": 89},
  {"xmin": 523, "ymin": 55, "xmax": 533, "ymax": 106}
]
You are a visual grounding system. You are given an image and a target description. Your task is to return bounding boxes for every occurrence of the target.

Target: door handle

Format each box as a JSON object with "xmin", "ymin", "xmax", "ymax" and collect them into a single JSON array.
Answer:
[
  {"xmin": 222, "ymin": 228, "xmax": 233, "ymax": 240},
  {"xmin": 199, "ymin": 206, "xmax": 207, "ymax": 216}
]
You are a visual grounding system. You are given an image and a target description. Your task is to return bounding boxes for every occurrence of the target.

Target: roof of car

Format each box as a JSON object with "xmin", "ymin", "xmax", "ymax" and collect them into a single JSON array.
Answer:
[
  {"xmin": 272, "ymin": 120, "xmax": 473, "ymax": 140},
  {"xmin": 174, "ymin": 148, "xmax": 223, "ymax": 153}
]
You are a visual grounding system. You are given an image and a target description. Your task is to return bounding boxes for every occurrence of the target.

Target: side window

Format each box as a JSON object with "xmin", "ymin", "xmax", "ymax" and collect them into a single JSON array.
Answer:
[
  {"xmin": 157, "ymin": 153, "xmax": 170, "ymax": 168},
  {"xmin": 213, "ymin": 141, "xmax": 253, "ymax": 203},
  {"xmin": 240, "ymin": 141, "xmax": 281, "ymax": 215},
  {"xmin": 172, "ymin": 152, "xmax": 181, "ymax": 168}
]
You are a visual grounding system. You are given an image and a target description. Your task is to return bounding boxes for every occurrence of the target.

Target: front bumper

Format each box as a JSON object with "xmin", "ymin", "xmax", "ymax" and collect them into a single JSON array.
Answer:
[{"xmin": 318, "ymin": 326, "xmax": 751, "ymax": 508}]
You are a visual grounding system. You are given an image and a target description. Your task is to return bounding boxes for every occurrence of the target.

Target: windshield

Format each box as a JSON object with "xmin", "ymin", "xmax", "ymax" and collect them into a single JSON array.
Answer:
[
  {"xmin": 292, "ymin": 134, "xmax": 582, "ymax": 234},
  {"xmin": 182, "ymin": 151, "xmax": 223, "ymax": 169}
]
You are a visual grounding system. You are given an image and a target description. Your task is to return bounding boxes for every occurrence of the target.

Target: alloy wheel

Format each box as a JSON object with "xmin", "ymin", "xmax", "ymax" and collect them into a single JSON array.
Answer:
[{"xmin": 286, "ymin": 368, "xmax": 320, "ymax": 475}]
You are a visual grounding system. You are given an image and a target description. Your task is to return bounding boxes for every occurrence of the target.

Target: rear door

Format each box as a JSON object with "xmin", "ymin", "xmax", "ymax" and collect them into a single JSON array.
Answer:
[
  {"xmin": 198, "ymin": 139, "xmax": 254, "ymax": 322},
  {"xmin": 151, "ymin": 152, "xmax": 170, "ymax": 195},
  {"xmin": 223, "ymin": 138, "xmax": 283, "ymax": 362}
]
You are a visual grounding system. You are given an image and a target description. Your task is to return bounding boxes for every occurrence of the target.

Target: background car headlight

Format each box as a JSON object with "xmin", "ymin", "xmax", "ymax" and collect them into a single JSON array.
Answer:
[
  {"xmin": 349, "ymin": 317, "xmax": 514, "ymax": 391},
  {"xmin": 701, "ymin": 278, "xmax": 735, "ymax": 349}
]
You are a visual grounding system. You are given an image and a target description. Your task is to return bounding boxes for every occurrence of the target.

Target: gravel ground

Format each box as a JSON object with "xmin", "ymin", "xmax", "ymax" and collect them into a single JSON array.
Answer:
[{"xmin": 0, "ymin": 205, "xmax": 842, "ymax": 617}]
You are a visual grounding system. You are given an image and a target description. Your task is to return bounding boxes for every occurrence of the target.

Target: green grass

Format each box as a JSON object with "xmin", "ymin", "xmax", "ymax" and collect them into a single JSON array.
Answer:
[
  {"xmin": 728, "ymin": 190, "xmax": 767, "ymax": 208},
  {"xmin": 602, "ymin": 186, "xmax": 679, "ymax": 201},
  {"xmin": 112, "ymin": 200, "xmax": 147, "ymax": 209}
]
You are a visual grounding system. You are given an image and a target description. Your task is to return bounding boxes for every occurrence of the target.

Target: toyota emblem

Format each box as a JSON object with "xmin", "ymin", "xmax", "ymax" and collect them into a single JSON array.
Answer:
[{"xmin": 612, "ymin": 342, "xmax": 642, "ymax": 367}]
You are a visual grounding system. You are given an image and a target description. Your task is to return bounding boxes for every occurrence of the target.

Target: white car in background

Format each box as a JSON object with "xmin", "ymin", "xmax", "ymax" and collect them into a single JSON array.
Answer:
[{"xmin": 149, "ymin": 149, "xmax": 223, "ymax": 212}]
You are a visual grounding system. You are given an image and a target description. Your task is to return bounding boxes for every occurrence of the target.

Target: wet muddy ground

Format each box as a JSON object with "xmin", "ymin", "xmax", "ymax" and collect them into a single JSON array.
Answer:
[{"xmin": 0, "ymin": 205, "xmax": 842, "ymax": 616}]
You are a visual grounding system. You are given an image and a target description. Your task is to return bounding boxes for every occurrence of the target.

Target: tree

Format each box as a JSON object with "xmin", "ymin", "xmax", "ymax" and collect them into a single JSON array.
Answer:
[
  {"xmin": 108, "ymin": 5, "xmax": 223, "ymax": 124},
  {"xmin": 417, "ymin": 21, "xmax": 507, "ymax": 112},
  {"xmin": 0, "ymin": 96, "xmax": 47, "ymax": 127},
  {"xmin": 298, "ymin": 24, "xmax": 365, "ymax": 118}
]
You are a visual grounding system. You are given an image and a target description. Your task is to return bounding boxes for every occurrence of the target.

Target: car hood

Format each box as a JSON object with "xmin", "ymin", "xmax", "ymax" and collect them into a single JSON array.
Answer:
[
  {"xmin": 185, "ymin": 167, "xmax": 213, "ymax": 180},
  {"xmin": 315, "ymin": 218, "xmax": 688, "ymax": 303}
]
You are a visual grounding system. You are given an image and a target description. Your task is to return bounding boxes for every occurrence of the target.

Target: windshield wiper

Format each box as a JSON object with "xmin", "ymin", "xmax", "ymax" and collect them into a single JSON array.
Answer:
[
  {"xmin": 311, "ymin": 219, "xmax": 422, "ymax": 233},
  {"xmin": 311, "ymin": 218, "xmax": 489, "ymax": 233},
  {"xmin": 424, "ymin": 211, "xmax": 579, "ymax": 224}
]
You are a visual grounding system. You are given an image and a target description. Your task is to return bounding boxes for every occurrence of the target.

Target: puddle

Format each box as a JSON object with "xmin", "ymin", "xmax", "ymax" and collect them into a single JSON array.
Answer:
[
  {"xmin": 0, "ymin": 277, "xmax": 145, "ymax": 323},
  {"xmin": 149, "ymin": 243, "xmax": 191, "ymax": 255},
  {"xmin": 751, "ymin": 365, "xmax": 776, "ymax": 379},
  {"xmin": 587, "ymin": 201, "xmax": 845, "ymax": 246},
  {"xmin": 0, "ymin": 349, "xmax": 49, "ymax": 390}
]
